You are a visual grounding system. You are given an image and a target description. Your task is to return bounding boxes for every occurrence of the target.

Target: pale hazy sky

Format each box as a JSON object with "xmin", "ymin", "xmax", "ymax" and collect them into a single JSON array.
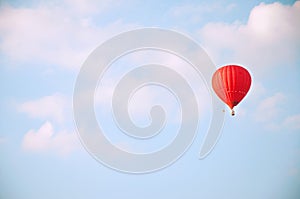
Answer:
[{"xmin": 1, "ymin": 0, "xmax": 300, "ymax": 199}]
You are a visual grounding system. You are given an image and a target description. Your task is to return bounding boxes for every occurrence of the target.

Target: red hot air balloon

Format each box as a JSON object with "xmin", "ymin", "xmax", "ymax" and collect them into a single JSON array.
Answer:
[{"xmin": 212, "ymin": 65, "xmax": 251, "ymax": 116}]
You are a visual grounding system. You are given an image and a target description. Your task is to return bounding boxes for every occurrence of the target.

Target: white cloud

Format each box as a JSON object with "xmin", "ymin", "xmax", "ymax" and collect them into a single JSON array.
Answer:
[
  {"xmin": 22, "ymin": 121, "xmax": 79, "ymax": 155},
  {"xmin": 63, "ymin": 0, "xmax": 121, "ymax": 15},
  {"xmin": 254, "ymin": 92, "xmax": 286, "ymax": 123},
  {"xmin": 253, "ymin": 93, "xmax": 300, "ymax": 132},
  {"xmin": 199, "ymin": 1, "xmax": 300, "ymax": 73},
  {"xmin": 0, "ymin": 1, "xmax": 136, "ymax": 70},
  {"xmin": 283, "ymin": 114, "xmax": 300, "ymax": 130},
  {"xmin": 18, "ymin": 93, "xmax": 68, "ymax": 123}
]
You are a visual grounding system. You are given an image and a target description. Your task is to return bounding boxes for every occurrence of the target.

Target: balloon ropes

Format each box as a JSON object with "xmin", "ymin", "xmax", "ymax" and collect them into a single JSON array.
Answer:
[{"xmin": 212, "ymin": 65, "xmax": 252, "ymax": 116}]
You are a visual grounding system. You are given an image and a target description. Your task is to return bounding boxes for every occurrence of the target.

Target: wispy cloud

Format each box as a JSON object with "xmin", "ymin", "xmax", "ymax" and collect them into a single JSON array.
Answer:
[
  {"xmin": 62, "ymin": 0, "xmax": 122, "ymax": 15},
  {"xmin": 0, "ymin": 1, "xmax": 136, "ymax": 70},
  {"xmin": 254, "ymin": 92, "xmax": 286, "ymax": 123},
  {"xmin": 18, "ymin": 93, "xmax": 68, "ymax": 123},
  {"xmin": 198, "ymin": 1, "xmax": 300, "ymax": 73},
  {"xmin": 253, "ymin": 92, "xmax": 300, "ymax": 131},
  {"xmin": 283, "ymin": 114, "xmax": 300, "ymax": 130},
  {"xmin": 18, "ymin": 93, "xmax": 81, "ymax": 156},
  {"xmin": 22, "ymin": 121, "xmax": 79, "ymax": 156}
]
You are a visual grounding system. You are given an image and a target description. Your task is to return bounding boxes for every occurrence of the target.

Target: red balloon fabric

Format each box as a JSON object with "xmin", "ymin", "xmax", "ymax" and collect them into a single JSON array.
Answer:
[{"xmin": 212, "ymin": 65, "xmax": 251, "ymax": 114}]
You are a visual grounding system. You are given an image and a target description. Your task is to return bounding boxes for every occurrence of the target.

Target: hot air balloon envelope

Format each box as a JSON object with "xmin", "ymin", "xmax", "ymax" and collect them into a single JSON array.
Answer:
[{"xmin": 212, "ymin": 65, "xmax": 251, "ymax": 115}]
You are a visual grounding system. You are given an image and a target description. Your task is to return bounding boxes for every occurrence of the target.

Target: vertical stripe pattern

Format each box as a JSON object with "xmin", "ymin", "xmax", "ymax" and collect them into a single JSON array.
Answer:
[{"xmin": 212, "ymin": 65, "xmax": 251, "ymax": 110}]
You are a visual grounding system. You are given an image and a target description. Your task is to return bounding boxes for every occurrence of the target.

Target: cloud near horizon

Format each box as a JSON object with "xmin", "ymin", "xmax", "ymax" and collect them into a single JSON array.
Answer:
[
  {"xmin": 18, "ymin": 93, "xmax": 68, "ymax": 123},
  {"xmin": 22, "ymin": 121, "xmax": 80, "ymax": 156}
]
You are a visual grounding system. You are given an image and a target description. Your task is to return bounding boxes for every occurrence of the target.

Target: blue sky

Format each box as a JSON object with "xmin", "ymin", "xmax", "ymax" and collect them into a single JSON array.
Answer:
[{"xmin": 1, "ymin": 0, "xmax": 300, "ymax": 198}]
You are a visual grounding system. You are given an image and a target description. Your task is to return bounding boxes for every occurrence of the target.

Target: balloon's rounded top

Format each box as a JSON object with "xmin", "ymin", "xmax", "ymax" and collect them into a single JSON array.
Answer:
[{"xmin": 212, "ymin": 64, "xmax": 252, "ymax": 116}]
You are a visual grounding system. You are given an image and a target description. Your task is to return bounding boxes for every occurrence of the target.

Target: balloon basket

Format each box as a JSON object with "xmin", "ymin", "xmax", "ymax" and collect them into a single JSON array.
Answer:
[{"xmin": 231, "ymin": 109, "xmax": 235, "ymax": 116}]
